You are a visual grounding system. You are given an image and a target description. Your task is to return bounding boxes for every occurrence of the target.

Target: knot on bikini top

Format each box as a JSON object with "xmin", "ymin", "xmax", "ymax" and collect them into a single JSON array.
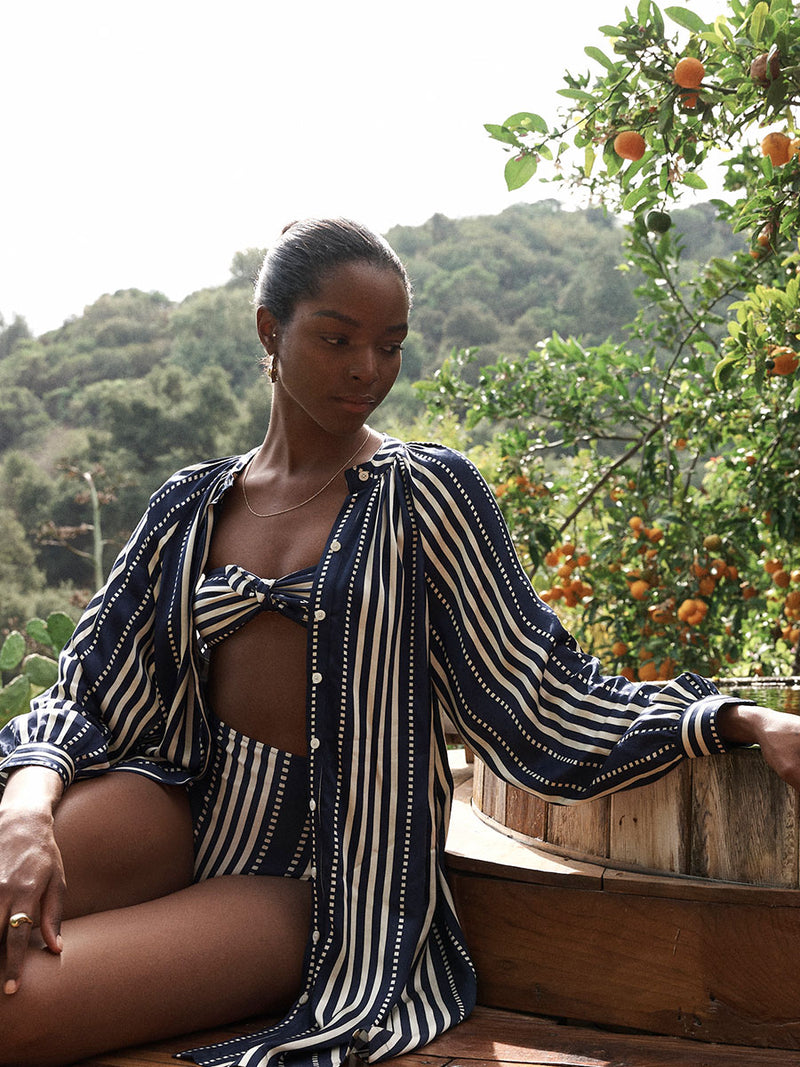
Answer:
[{"xmin": 194, "ymin": 563, "xmax": 315, "ymax": 649}]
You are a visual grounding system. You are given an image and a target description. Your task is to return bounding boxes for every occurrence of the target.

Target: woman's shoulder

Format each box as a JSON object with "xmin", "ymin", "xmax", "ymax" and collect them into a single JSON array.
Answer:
[
  {"xmin": 391, "ymin": 438, "xmax": 487, "ymax": 488},
  {"xmin": 145, "ymin": 453, "xmax": 250, "ymax": 515}
]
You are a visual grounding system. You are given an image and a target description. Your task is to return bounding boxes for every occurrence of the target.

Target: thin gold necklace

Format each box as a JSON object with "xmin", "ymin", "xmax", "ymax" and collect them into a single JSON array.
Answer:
[{"xmin": 241, "ymin": 428, "xmax": 371, "ymax": 518}]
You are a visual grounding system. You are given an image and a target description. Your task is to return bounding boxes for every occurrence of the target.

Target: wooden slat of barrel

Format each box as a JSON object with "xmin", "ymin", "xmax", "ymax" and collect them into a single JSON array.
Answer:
[
  {"xmin": 609, "ymin": 762, "xmax": 692, "ymax": 874},
  {"xmin": 690, "ymin": 748, "xmax": 799, "ymax": 887}
]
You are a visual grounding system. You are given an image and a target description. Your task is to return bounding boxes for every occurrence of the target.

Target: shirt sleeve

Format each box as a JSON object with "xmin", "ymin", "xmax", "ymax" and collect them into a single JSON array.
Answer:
[
  {"xmin": 0, "ymin": 502, "xmax": 166, "ymax": 791},
  {"xmin": 411, "ymin": 445, "xmax": 739, "ymax": 804}
]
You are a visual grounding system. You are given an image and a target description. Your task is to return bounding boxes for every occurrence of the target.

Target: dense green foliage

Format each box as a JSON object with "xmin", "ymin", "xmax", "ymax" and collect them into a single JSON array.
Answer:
[{"xmin": 433, "ymin": 0, "xmax": 800, "ymax": 680}]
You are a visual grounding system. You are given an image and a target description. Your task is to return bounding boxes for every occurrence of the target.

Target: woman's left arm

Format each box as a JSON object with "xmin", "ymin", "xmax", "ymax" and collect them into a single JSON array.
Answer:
[{"xmin": 718, "ymin": 705, "xmax": 800, "ymax": 792}]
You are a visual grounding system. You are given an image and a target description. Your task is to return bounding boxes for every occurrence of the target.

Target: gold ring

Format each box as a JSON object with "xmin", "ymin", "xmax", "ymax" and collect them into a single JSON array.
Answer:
[{"xmin": 9, "ymin": 913, "xmax": 34, "ymax": 928}]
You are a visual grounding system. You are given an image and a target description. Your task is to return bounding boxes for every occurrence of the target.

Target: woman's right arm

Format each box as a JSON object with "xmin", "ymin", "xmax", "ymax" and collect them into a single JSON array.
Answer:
[{"xmin": 0, "ymin": 766, "xmax": 66, "ymax": 995}]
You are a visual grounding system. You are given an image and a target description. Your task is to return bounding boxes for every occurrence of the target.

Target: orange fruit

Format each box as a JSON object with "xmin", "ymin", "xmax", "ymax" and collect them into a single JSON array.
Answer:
[
  {"xmin": 679, "ymin": 91, "xmax": 698, "ymax": 109},
  {"xmin": 629, "ymin": 579, "xmax": 650, "ymax": 600},
  {"xmin": 785, "ymin": 590, "xmax": 800, "ymax": 611},
  {"xmin": 613, "ymin": 131, "xmax": 646, "ymax": 161},
  {"xmin": 638, "ymin": 661, "xmax": 659, "ymax": 682},
  {"xmin": 750, "ymin": 51, "xmax": 781, "ymax": 87},
  {"xmin": 764, "ymin": 557, "xmax": 783, "ymax": 574},
  {"xmin": 766, "ymin": 346, "xmax": 799, "ymax": 375},
  {"xmin": 675, "ymin": 438, "xmax": 687, "ymax": 450},
  {"xmin": 774, "ymin": 569, "xmax": 791, "ymax": 588},
  {"xmin": 673, "ymin": 57, "xmax": 705, "ymax": 89},
  {"xmin": 611, "ymin": 640, "xmax": 629, "ymax": 657},
  {"xmin": 761, "ymin": 132, "xmax": 792, "ymax": 166}
]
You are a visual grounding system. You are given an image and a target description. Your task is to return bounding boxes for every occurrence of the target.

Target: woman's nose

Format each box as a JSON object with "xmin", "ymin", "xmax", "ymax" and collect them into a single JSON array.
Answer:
[{"xmin": 349, "ymin": 349, "xmax": 379, "ymax": 383}]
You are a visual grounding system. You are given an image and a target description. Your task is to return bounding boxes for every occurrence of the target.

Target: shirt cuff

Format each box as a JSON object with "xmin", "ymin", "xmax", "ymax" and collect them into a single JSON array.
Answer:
[
  {"xmin": 0, "ymin": 743, "xmax": 77, "ymax": 790},
  {"xmin": 680, "ymin": 694, "xmax": 755, "ymax": 758}
]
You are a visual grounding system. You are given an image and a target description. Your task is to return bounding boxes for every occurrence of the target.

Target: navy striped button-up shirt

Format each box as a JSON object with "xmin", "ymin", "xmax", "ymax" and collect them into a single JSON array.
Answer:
[{"xmin": 0, "ymin": 437, "xmax": 733, "ymax": 1067}]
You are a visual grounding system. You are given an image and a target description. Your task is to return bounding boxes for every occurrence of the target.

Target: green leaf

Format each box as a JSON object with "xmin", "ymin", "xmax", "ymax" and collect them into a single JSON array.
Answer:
[
  {"xmin": 0, "ymin": 675, "xmax": 31, "ymax": 721},
  {"xmin": 682, "ymin": 172, "xmax": 708, "ymax": 189},
  {"xmin": 750, "ymin": 1, "xmax": 769, "ymax": 43},
  {"xmin": 637, "ymin": 0, "xmax": 651, "ymax": 23},
  {"xmin": 557, "ymin": 88, "xmax": 597, "ymax": 102},
  {"xmin": 714, "ymin": 353, "xmax": 743, "ymax": 389},
  {"xmin": 584, "ymin": 46, "xmax": 617, "ymax": 72},
  {"xmin": 584, "ymin": 146, "xmax": 596, "ymax": 177},
  {"xmin": 504, "ymin": 154, "xmax": 537, "ymax": 191},
  {"xmin": 23, "ymin": 653, "xmax": 60, "ymax": 690},
  {"xmin": 503, "ymin": 112, "xmax": 548, "ymax": 134},
  {"xmin": 0, "ymin": 631, "xmax": 26, "ymax": 672},
  {"xmin": 664, "ymin": 6, "xmax": 709, "ymax": 31},
  {"xmin": 484, "ymin": 124, "xmax": 520, "ymax": 146},
  {"xmin": 47, "ymin": 612, "xmax": 75, "ymax": 651},
  {"xmin": 622, "ymin": 185, "xmax": 651, "ymax": 210}
]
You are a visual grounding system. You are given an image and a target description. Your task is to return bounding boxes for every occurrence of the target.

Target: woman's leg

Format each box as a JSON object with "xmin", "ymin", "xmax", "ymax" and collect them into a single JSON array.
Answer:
[
  {"xmin": 53, "ymin": 771, "xmax": 195, "ymax": 917},
  {"xmin": 1, "ymin": 874, "xmax": 312, "ymax": 1066}
]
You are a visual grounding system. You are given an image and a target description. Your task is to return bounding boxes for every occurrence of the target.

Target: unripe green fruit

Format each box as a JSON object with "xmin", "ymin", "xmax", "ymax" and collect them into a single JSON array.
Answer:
[{"xmin": 646, "ymin": 210, "xmax": 672, "ymax": 233}]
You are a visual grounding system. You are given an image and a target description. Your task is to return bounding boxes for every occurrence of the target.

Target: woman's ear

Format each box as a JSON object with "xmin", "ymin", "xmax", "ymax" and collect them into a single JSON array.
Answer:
[{"xmin": 256, "ymin": 306, "xmax": 279, "ymax": 353}]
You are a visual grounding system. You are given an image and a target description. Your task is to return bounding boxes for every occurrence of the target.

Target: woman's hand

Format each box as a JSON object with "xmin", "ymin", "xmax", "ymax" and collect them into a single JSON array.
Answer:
[
  {"xmin": 717, "ymin": 703, "xmax": 800, "ymax": 793},
  {"xmin": 0, "ymin": 767, "xmax": 66, "ymax": 995}
]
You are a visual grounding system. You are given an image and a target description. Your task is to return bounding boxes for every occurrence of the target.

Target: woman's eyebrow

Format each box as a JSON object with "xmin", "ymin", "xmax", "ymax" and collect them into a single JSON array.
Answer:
[{"xmin": 312, "ymin": 310, "xmax": 408, "ymax": 332}]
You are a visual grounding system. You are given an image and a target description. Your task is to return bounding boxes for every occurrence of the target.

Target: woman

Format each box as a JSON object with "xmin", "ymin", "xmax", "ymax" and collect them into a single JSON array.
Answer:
[{"xmin": 1, "ymin": 218, "xmax": 799, "ymax": 1067}]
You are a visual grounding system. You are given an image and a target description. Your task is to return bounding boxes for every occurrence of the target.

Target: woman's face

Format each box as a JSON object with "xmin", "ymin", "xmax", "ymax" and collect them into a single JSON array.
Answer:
[{"xmin": 258, "ymin": 262, "xmax": 409, "ymax": 437}]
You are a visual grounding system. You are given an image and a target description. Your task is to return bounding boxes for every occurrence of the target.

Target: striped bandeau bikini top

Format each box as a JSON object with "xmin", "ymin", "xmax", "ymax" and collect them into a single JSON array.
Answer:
[{"xmin": 194, "ymin": 563, "xmax": 315, "ymax": 649}]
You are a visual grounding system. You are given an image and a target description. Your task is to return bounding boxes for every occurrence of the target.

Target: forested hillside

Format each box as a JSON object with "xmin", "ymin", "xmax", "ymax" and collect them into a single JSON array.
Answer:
[{"xmin": 0, "ymin": 200, "xmax": 740, "ymax": 626}]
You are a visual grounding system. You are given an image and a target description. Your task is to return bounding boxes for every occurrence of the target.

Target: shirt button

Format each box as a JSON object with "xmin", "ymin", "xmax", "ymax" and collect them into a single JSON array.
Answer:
[
  {"xmin": 312, "ymin": 929, "xmax": 320, "ymax": 944},
  {"xmin": 311, "ymin": 672, "xmax": 323, "ymax": 684},
  {"xmin": 310, "ymin": 736, "xmax": 320, "ymax": 750},
  {"xmin": 298, "ymin": 993, "xmax": 309, "ymax": 1005},
  {"xmin": 314, "ymin": 609, "xmax": 326, "ymax": 622},
  {"xmin": 358, "ymin": 468, "xmax": 370, "ymax": 481},
  {"xmin": 330, "ymin": 540, "xmax": 341, "ymax": 552},
  {"xmin": 309, "ymin": 799, "xmax": 317, "ymax": 811},
  {"xmin": 310, "ymin": 866, "xmax": 317, "ymax": 879}
]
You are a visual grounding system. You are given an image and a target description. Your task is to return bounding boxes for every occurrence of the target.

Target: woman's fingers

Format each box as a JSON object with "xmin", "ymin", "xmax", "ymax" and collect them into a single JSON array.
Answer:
[
  {"xmin": 39, "ymin": 872, "xmax": 66, "ymax": 956},
  {"xmin": 3, "ymin": 909, "xmax": 37, "ymax": 995}
]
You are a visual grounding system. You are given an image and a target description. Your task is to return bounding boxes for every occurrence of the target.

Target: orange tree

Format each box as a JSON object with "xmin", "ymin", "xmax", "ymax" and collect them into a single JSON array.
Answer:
[{"xmin": 424, "ymin": 0, "xmax": 800, "ymax": 679}]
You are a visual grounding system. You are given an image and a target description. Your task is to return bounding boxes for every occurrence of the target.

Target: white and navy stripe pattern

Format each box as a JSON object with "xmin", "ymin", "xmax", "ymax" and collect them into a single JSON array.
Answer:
[
  {"xmin": 195, "ymin": 564, "xmax": 315, "ymax": 649},
  {"xmin": 0, "ymin": 438, "xmax": 736, "ymax": 1067},
  {"xmin": 189, "ymin": 713, "xmax": 312, "ymax": 882}
]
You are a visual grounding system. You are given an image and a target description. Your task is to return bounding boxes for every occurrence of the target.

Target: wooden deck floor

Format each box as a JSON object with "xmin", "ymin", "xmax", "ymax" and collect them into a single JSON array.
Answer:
[{"xmin": 77, "ymin": 1005, "xmax": 798, "ymax": 1067}]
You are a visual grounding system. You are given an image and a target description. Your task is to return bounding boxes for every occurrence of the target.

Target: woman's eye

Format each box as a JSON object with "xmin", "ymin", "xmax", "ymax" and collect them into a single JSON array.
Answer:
[
  {"xmin": 322, "ymin": 336, "xmax": 348, "ymax": 346},
  {"xmin": 381, "ymin": 344, "xmax": 404, "ymax": 356}
]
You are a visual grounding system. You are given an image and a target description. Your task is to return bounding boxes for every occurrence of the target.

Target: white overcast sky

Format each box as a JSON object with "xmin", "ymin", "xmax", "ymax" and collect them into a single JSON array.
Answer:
[{"xmin": 2, "ymin": 0, "xmax": 722, "ymax": 337}]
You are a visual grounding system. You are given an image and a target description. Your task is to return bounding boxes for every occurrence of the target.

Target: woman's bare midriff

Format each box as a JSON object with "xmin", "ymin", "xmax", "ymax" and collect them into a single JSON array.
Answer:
[{"xmin": 203, "ymin": 473, "xmax": 350, "ymax": 754}]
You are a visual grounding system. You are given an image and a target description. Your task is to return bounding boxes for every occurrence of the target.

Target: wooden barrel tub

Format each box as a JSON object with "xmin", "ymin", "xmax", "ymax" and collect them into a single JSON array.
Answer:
[{"xmin": 451, "ymin": 680, "xmax": 800, "ymax": 1050}]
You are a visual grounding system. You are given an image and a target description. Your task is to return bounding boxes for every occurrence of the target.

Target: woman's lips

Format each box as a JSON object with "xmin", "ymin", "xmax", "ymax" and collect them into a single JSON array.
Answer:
[{"xmin": 337, "ymin": 395, "xmax": 376, "ymax": 413}]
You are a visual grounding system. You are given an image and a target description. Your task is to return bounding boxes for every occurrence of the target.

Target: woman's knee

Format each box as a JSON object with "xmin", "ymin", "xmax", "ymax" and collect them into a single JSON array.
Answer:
[{"xmin": 56, "ymin": 772, "xmax": 194, "ymax": 918}]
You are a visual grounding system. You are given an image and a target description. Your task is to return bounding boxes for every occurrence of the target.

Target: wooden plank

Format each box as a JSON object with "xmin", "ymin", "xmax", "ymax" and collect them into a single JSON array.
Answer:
[
  {"xmin": 504, "ymin": 783, "xmax": 547, "ymax": 841},
  {"xmin": 78, "ymin": 1006, "xmax": 798, "ymax": 1067},
  {"xmin": 481, "ymin": 764, "xmax": 507, "ymax": 825},
  {"xmin": 609, "ymin": 762, "xmax": 691, "ymax": 875},
  {"xmin": 450, "ymin": 868, "xmax": 800, "ymax": 1049},
  {"xmin": 602, "ymin": 864, "xmax": 800, "ymax": 907},
  {"xmin": 691, "ymin": 749, "xmax": 799, "ymax": 886},
  {"xmin": 422, "ymin": 1007, "xmax": 795, "ymax": 1066},
  {"xmin": 545, "ymin": 796, "xmax": 609, "ymax": 861}
]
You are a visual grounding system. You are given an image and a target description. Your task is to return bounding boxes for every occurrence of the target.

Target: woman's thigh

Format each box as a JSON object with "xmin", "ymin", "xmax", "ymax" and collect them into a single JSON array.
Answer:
[
  {"xmin": 1, "ymin": 874, "xmax": 313, "ymax": 1066},
  {"xmin": 55, "ymin": 771, "xmax": 195, "ymax": 918}
]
